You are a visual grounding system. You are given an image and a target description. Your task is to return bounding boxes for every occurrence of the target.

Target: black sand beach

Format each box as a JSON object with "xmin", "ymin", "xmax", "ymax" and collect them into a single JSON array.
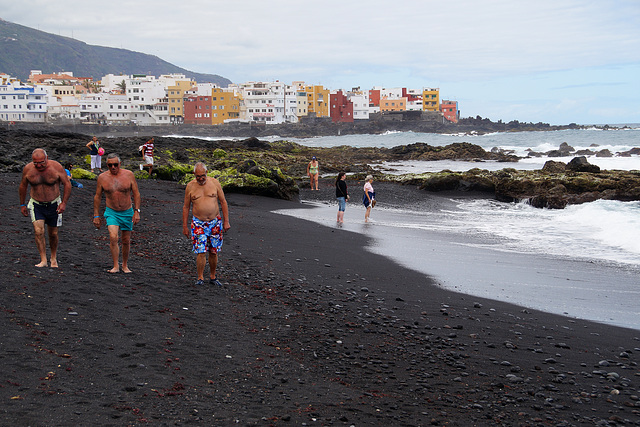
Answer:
[{"xmin": 1, "ymin": 173, "xmax": 639, "ymax": 426}]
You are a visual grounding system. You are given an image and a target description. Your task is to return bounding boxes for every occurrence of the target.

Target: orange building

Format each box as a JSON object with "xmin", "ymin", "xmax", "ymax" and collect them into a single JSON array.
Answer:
[
  {"xmin": 168, "ymin": 80, "xmax": 195, "ymax": 123},
  {"xmin": 422, "ymin": 88, "xmax": 439, "ymax": 112},
  {"xmin": 305, "ymin": 85, "xmax": 329, "ymax": 117},
  {"xmin": 211, "ymin": 88, "xmax": 240, "ymax": 125},
  {"xmin": 380, "ymin": 96, "xmax": 406, "ymax": 112}
]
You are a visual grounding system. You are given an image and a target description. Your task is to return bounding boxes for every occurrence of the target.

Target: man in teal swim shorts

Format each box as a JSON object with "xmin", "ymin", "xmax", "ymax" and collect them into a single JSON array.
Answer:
[{"xmin": 93, "ymin": 153, "xmax": 141, "ymax": 273}]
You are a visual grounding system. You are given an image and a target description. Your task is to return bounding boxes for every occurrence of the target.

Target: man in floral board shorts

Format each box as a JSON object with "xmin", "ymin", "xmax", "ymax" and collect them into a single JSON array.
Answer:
[{"xmin": 182, "ymin": 162, "xmax": 231, "ymax": 286}]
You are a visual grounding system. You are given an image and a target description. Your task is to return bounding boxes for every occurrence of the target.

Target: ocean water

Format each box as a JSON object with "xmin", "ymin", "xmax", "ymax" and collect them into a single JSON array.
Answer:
[{"xmin": 265, "ymin": 127, "xmax": 640, "ymax": 330}]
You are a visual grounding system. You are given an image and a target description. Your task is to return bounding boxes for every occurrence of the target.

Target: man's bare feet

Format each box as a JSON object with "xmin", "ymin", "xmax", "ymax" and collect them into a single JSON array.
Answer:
[
  {"xmin": 108, "ymin": 267, "xmax": 119, "ymax": 273},
  {"xmin": 35, "ymin": 261, "xmax": 48, "ymax": 268},
  {"xmin": 122, "ymin": 267, "xmax": 132, "ymax": 273},
  {"xmin": 50, "ymin": 259, "xmax": 59, "ymax": 268}
]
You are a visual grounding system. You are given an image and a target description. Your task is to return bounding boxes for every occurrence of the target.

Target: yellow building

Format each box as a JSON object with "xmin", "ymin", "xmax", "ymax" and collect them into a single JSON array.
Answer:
[
  {"xmin": 380, "ymin": 96, "xmax": 407, "ymax": 112},
  {"xmin": 305, "ymin": 85, "xmax": 329, "ymax": 117},
  {"xmin": 422, "ymin": 88, "xmax": 440, "ymax": 112},
  {"xmin": 211, "ymin": 88, "xmax": 240, "ymax": 125},
  {"xmin": 168, "ymin": 80, "xmax": 195, "ymax": 123}
]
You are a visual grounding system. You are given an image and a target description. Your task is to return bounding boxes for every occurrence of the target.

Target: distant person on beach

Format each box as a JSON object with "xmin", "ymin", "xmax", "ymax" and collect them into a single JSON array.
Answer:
[
  {"xmin": 86, "ymin": 136, "xmax": 102, "ymax": 174},
  {"xmin": 93, "ymin": 153, "xmax": 141, "ymax": 273},
  {"xmin": 140, "ymin": 137, "xmax": 155, "ymax": 175},
  {"xmin": 335, "ymin": 172, "xmax": 349, "ymax": 223},
  {"xmin": 182, "ymin": 162, "xmax": 231, "ymax": 286},
  {"xmin": 18, "ymin": 148, "xmax": 72, "ymax": 268},
  {"xmin": 307, "ymin": 156, "xmax": 319, "ymax": 190},
  {"xmin": 363, "ymin": 175, "xmax": 375, "ymax": 222},
  {"xmin": 64, "ymin": 162, "xmax": 83, "ymax": 189}
]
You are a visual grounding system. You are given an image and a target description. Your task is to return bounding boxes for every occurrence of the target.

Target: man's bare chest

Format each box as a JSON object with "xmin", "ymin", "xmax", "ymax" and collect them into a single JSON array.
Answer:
[
  {"xmin": 28, "ymin": 171, "xmax": 58, "ymax": 187},
  {"xmin": 104, "ymin": 177, "xmax": 130, "ymax": 194}
]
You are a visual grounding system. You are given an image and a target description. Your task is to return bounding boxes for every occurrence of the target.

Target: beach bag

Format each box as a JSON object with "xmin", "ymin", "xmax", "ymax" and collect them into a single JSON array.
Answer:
[{"xmin": 138, "ymin": 145, "xmax": 144, "ymax": 157}]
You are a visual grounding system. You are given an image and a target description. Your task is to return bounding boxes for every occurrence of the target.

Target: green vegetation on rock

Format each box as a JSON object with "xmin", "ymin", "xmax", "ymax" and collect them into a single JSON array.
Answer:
[{"xmin": 71, "ymin": 168, "xmax": 96, "ymax": 179}]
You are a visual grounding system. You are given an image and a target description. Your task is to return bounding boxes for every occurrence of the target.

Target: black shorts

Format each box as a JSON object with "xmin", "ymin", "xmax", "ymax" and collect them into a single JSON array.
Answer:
[{"xmin": 29, "ymin": 198, "xmax": 62, "ymax": 227}]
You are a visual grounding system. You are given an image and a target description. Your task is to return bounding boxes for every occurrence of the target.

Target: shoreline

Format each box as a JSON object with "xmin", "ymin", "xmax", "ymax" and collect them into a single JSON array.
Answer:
[
  {"xmin": 1, "ymin": 174, "xmax": 639, "ymax": 425},
  {"xmin": 294, "ymin": 181, "xmax": 640, "ymax": 331}
]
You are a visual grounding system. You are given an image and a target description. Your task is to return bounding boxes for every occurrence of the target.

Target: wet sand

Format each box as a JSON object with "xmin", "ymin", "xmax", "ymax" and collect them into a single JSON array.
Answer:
[
  {"xmin": 290, "ymin": 182, "xmax": 640, "ymax": 330},
  {"xmin": 1, "ymin": 174, "xmax": 638, "ymax": 426}
]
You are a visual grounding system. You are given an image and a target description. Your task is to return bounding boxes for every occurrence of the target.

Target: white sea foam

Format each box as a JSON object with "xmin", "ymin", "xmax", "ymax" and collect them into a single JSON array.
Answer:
[{"xmin": 449, "ymin": 199, "xmax": 640, "ymax": 266}]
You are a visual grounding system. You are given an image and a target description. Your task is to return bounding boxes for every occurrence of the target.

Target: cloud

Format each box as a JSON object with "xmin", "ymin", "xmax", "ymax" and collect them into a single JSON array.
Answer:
[{"xmin": 2, "ymin": 0, "xmax": 640, "ymax": 123}]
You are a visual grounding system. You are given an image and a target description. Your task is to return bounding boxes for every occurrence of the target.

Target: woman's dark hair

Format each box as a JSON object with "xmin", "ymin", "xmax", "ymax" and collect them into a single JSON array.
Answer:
[
  {"xmin": 335, "ymin": 171, "xmax": 346, "ymax": 185},
  {"xmin": 64, "ymin": 162, "xmax": 73, "ymax": 170}
]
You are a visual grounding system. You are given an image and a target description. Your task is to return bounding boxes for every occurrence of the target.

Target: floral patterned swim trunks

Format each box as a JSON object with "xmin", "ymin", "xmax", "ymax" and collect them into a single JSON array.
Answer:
[{"xmin": 191, "ymin": 216, "xmax": 223, "ymax": 254}]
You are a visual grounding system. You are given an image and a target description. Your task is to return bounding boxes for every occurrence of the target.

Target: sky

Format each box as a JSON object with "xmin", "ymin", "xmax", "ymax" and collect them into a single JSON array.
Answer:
[{"xmin": 2, "ymin": 0, "xmax": 639, "ymax": 125}]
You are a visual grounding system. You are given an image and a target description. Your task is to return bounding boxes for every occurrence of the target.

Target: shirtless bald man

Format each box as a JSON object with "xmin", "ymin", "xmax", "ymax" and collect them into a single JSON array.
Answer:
[
  {"xmin": 93, "ymin": 153, "xmax": 141, "ymax": 273},
  {"xmin": 182, "ymin": 162, "xmax": 230, "ymax": 286},
  {"xmin": 18, "ymin": 148, "xmax": 72, "ymax": 267}
]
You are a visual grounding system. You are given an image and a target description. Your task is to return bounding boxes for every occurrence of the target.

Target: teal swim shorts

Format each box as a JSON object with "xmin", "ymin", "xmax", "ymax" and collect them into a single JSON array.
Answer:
[{"xmin": 104, "ymin": 206, "xmax": 134, "ymax": 231}]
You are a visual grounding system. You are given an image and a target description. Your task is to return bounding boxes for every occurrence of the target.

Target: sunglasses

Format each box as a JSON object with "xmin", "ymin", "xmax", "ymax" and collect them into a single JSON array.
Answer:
[{"xmin": 107, "ymin": 163, "xmax": 120, "ymax": 168}]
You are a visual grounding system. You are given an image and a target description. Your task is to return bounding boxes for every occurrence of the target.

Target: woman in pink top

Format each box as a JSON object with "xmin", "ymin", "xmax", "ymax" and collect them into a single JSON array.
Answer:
[{"xmin": 362, "ymin": 175, "xmax": 375, "ymax": 222}]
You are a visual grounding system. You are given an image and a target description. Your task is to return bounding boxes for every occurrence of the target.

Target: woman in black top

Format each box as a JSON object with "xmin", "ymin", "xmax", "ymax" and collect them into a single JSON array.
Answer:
[{"xmin": 335, "ymin": 172, "xmax": 349, "ymax": 223}]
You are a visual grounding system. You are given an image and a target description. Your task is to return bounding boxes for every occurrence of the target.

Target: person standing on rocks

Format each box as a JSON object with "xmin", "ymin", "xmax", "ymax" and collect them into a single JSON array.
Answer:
[
  {"xmin": 182, "ymin": 162, "xmax": 231, "ymax": 286},
  {"xmin": 18, "ymin": 148, "xmax": 72, "ymax": 268},
  {"xmin": 363, "ymin": 175, "xmax": 375, "ymax": 222},
  {"xmin": 93, "ymin": 153, "xmax": 141, "ymax": 273},
  {"xmin": 140, "ymin": 137, "xmax": 155, "ymax": 175},
  {"xmin": 307, "ymin": 156, "xmax": 319, "ymax": 190},
  {"xmin": 86, "ymin": 136, "xmax": 102, "ymax": 174},
  {"xmin": 335, "ymin": 172, "xmax": 349, "ymax": 223}
]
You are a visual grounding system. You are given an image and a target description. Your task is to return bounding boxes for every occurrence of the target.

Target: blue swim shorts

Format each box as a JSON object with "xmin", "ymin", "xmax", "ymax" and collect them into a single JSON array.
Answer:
[
  {"xmin": 191, "ymin": 216, "xmax": 223, "ymax": 254},
  {"xmin": 104, "ymin": 207, "xmax": 134, "ymax": 231},
  {"xmin": 28, "ymin": 196, "xmax": 62, "ymax": 227}
]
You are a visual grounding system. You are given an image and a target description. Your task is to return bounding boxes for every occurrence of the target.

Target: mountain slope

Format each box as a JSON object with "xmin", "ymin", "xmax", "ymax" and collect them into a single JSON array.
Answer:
[{"xmin": 0, "ymin": 18, "xmax": 232, "ymax": 86}]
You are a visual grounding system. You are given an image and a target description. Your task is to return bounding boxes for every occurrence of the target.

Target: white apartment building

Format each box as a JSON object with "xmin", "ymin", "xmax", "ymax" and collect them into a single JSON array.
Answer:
[
  {"xmin": 347, "ymin": 90, "xmax": 370, "ymax": 120},
  {"xmin": 0, "ymin": 81, "xmax": 49, "ymax": 122},
  {"xmin": 405, "ymin": 88, "xmax": 423, "ymax": 111},
  {"xmin": 48, "ymin": 93, "xmax": 137, "ymax": 124},
  {"xmin": 235, "ymin": 81, "xmax": 299, "ymax": 124},
  {"xmin": 125, "ymin": 76, "xmax": 171, "ymax": 124}
]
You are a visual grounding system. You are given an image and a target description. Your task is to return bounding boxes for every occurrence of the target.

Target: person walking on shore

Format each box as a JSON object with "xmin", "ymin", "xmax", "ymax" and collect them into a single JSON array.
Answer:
[
  {"xmin": 93, "ymin": 153, "xmax": 141, "ymax": 273},
  {"xmin": 18, "ymin": 148, "xmax": 72, "ymax": 268},
  {"xmin": 363, "ymin": 175, "xmax": 375, "ymax": 222},
  {"xmin": 182, "ymin": 162, "xmax": 231, "ymax": 286},
  {"xmin": 86, "ymin": 136, "xmax": 102, "ymax": 174},
  {"xmin": 307, "ymin": 156, "xmax": 319, "ymax": 190},
  {"xmin": 140, "ymin": 137, "xmax": 155, "ymax": 175},
  {"xmin": 335, "ymin": 172, "xmax": 349, "ymax": 223}
]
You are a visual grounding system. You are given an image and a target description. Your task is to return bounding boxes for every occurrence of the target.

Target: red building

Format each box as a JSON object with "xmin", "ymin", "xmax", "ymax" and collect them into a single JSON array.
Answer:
[
  {"xmin": 183, "ymin": 95, "xmax": 212, "ymax": 125},
  {"xmin": 440, "ymin": 100, "xmax": 459, "ymax": 123},
  {"xmin": 330, "ymin": 90, "xmax": 354, "ymax": 123},
  {"xmin": 401, "ymin": 88, "xmax": 421, "ymax": 103},
  {"xmin": 368, "ymin": 89, "xmax": 381, "ymax": 108}
]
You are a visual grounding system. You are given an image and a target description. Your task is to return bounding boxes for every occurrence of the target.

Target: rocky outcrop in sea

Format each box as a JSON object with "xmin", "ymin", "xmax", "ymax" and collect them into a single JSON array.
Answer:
[{"xmin": 2, "ymin": 128, "xmax": 639, "ymax": 208}]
